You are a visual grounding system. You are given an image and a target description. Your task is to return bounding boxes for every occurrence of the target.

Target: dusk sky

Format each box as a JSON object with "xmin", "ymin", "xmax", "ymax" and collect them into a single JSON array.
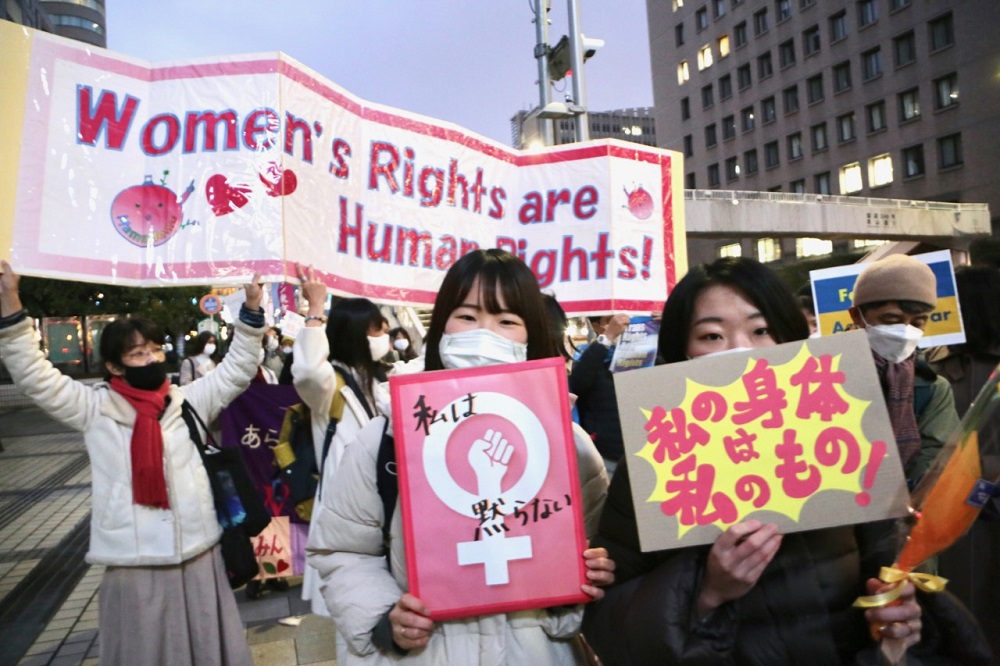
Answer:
[{"xmin": 106, "ymin": 1, "xmax": 654, "ymax": 147}]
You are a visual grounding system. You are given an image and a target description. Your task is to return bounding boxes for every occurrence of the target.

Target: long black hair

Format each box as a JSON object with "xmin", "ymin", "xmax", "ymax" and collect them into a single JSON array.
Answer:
[
  {"xmin": 657, "ymin": 257, "xmax": 809, "ymax": 364},
  {"xmin": 326, "ymin": 297, "xmax": 383, "ymax": 399},
  {"xmin": 185, "ymin": 330, "xmax": 218, "ymax": 358},
  {"xmin": 424, "ymin": 249, "xmax": 557, "ymax": 371}
]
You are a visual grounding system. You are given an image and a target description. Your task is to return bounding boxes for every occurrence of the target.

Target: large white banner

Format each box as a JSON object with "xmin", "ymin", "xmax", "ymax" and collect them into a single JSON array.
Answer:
[{"xmin": 0, "ymin": 21, "xmax": 685, "ymax": 313}]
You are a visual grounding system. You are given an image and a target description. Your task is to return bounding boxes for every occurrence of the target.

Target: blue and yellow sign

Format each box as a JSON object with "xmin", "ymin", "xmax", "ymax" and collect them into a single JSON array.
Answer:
[{"xmin": 809, "ymin": 250, "xmax": 964, "ymax": 347}]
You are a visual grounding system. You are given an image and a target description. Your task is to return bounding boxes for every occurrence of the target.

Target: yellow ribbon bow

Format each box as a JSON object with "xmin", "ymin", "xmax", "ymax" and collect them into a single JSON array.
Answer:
[{"xmin": 852, "ymin": 566, "xmax": 949, "ymax": 608}]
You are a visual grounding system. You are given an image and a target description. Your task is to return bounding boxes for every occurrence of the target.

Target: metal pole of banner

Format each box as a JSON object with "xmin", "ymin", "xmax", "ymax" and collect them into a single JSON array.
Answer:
[
  {"xmin": 533, "ymin": 0, "xmax": 554, "ymax": 146},
  {"xmin": 567, "ymin": 0, "xmax": 590, "ymax": 142}
]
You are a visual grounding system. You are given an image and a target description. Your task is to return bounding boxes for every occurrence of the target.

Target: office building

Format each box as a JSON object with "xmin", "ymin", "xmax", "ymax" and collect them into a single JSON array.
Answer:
[{"xmin": 649, "ymin": 0, "xmax": 1000, "ymax": 262}]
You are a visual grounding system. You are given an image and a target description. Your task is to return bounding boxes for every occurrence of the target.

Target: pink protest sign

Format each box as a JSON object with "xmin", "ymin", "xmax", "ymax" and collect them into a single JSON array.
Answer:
[{"xmin": 389, "ymin": 358, "xmax": 589, "ymax": 620}]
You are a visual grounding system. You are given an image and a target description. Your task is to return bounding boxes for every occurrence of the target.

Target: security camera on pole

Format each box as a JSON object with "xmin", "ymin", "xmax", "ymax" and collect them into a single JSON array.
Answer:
[{"xmin": 532, "ymin": 0, "xmax": 603, "ymax": 146}]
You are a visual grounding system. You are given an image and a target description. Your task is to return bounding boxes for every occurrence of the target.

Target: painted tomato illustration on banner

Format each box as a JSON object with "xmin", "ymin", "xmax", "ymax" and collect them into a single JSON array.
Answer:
[
  {"xmin": 624, "ymin": 184, "xmax": 654, "ymax": 220},
  {"xmin": 110, "ymin": 174, "xmax": 194, "ymax": 247}
]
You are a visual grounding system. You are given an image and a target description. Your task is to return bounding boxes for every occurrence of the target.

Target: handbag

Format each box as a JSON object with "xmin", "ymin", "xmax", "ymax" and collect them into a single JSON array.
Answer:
[{"xmin": 181, "ymin": 401, "xmax": 271, "ymax": 588}]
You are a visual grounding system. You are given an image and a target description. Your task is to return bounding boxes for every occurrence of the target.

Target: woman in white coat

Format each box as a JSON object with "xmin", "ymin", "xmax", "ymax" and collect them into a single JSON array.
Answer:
[
  {"xmin": 306, "ymin": 249, "xmax": 614, "ymax": 665},
  {"xmin": 0, "ymin": 260, "xmax": 265, "ymax": 665}
]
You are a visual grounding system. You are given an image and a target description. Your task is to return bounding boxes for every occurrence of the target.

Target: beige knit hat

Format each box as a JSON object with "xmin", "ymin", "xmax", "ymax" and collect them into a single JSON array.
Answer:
[{"xmin": 852, "ymin": 254, "xmax": 937, "ymax": 308}]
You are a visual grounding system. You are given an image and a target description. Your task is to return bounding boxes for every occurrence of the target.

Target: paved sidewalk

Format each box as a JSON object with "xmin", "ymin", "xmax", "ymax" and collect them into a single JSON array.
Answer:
[{"xmin": 0, "ymin": 404, "xmax": 338, "ymax": 666}]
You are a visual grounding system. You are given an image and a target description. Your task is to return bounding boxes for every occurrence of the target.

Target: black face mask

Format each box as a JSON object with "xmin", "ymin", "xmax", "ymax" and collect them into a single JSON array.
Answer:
[{"xmin": 123, "ymin": 362, "xmax": 168, "ymax": 391}]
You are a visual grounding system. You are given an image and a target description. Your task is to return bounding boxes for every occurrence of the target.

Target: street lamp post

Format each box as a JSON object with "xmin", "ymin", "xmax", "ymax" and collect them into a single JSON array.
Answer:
[
  {"xmin": 533, "ymin": 0, "xmax": 554, "ymax": 146},
  {"xmin": 567, "ymin": 0, "xmax": 590, "ymax": 142}
]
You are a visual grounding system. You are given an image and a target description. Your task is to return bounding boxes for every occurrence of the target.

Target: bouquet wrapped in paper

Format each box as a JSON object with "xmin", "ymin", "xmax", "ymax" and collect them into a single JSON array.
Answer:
[{"xmin": 854, "ymin": 361, "xmax": 1000, "ymax": 662}]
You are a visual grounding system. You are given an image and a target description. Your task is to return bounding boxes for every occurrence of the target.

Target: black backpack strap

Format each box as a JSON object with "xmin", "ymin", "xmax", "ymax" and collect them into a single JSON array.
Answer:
[
  {"xmin": 181, "ymin": 400, "xmax": 218, "ymax": 452},
  {"xmin": 319, "ymin": 365, "xmax": 376, "ymax": 470},
  {"xmin": 374, "ymin": 419, "xmax": 397, "ymax": 546}
]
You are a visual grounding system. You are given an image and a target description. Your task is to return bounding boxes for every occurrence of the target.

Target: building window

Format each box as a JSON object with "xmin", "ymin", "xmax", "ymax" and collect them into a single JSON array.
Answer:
[
  {"xmin": 779, "ymin": 40, "xmax": 796, "ymax": 68},
  {"xmin": 726, "ymin": 156, "xmax": 740, "ymax": 181},
  {"xmin": 797, "ymin": 238, "xmax": 833, "ymax": 257},
  {"xmin": 741, "ymin": 106, "xmax": 756, "ymax": 131},
  {"xmin": 737, "ymin": 64, "xmax": 752, "ymax": 90},
  {"xmin": 807, "ymin": 74, "xmax": 824, "ymax": 104},
  {"xmin": 838, "ymin": 112, "xmax": 856, "ymax": 142},
  {"xmin": 811, "ymin": 122, "xmax": 828, "ymax": 152},
  {"xmin": 698, "ymin": 44, "xmax": 715, "ymax": 70},
  {"xmin": 734, "ymin": 21, "xmax": 748, "ymax": 47},
  {"xmin": 858, "ymin": 0, "xmax": 877, "ymax": 27},
  {"xmin": 764, "ymin": 141, "xmax": 780, "ymax": 168},
  {"xmin": 683, "ymin": 134, "xmax": 694, "ymax": 157},
  {"xmin": 938, "ymin": 133, "xmax": 963, "ymax": 169},
  {"xmin": 719, "ymin": 243, "xmax": 742, "ymax": 258},
  {"xmin": 758, "ymin": 52, "xmax": 774, "ymax": 79},
  {"xmin": 803, "ymin": 25, "xmax": 821, "ymax": 55},
  {"xmin": 681, "ymin": 97, "xmax": 691, "ymax": 120},
  {"xmin": 708, "ymin": 163, "xmax": 721, "ymax": 186},
  {"xmin": 686, "ymin": 172, "xmax": 696, "ymax": 188},
  {"xmin": 891, "ymin": 0, "xmax": 911, "ymax": 10},
  {"xmin": 675, "ymin": 23, "xmax": 685, "ymax": 47},
  {"xmin": 674, "ymin": 0, "xmax": 685, "ymax": 10},
  {"xmin": 713, "ymin": 0, "xmax": 727, "ymax": 18},
  {"xmin": 719, "ymin": 74, "xmax": 733, "ymax": 100},
  {"xmin": 702, "ymin": 84, "xmax": 715, "ymax": 109},
  {"xmin": 801, "ymin": 0, "xmax": 816, "ymax": 7},
  {"xmin": 902, "ymin": 144, "xmax": 924, "ymax": 178},
  {"xmin": 757, "ymin": 238, "xmax": 782, "ymax": 263},
  {"xmin": 869, "ymin": 153, "xmax": 894, "ymax": 187},
  {"xmin": 790, "ymin": 179, "xmax": 806, "ymax": 194},
  {"xmin": 815, "ymin": 171, "xmax": 831, "ymax": 194},
  {"xmin": 696, "ymin": 7, "xmax": 709, "ymax": 30},
  {"xmin": 839, "ymin": 162, "xmax": 863, "ymax": 193},
  {"xmin": 894, "ymin": 31, "xmax": 916, "ymax": 67},
  {"xmin": 705, "ymin": 123, "xmax": 718, "ymax": 148},
  {"xmin": 830, "ymin": 11, "xmax": 848, "ymax": 42},
  {"xmin": 761, "ymin": 96, "xmax": 777, "ymax": 123},
  {"xmin": 754, "ymin": 8, "xmax": 769, "ymax": 35},
  {"xmin": 783, "ymin": 86, "xmax": 799, "ymax": 114},
  {"xmin": 745, "ymin": 149, "xmax": 759, "ymax": 174},
  {"xmin": 723, "ymin": 114, "xmax": 737, "ymax": 140},
  {"xmin": 833, "ymin": 61, "xmax": 852, "ymax": 92},
  {"xmin": 678, "ymin": 61, "xmax": 690, "ymax": 84},
  {"xmin": 776, "ymin": 0, "xmax": 792, "ymax": 22},
  {"xmin": 788, "ymin": 132, "xmax": 803, "ymax": 160},
  {"xmin": 718, "ymin": 35, "xmax": 731, "ymax": 58},
  {"xmin": 934, "ymin": 73, "xmax": 958, "ymax": 109},
  {"xmin": 861, "ymin": 48, "xmax": 882, "ymax": 80},
  {"xmin": 866, "ymin": 101, "xmax": 886, "ymax": 132},
  {"xmin": 928, "ymin": 12, "xmax": 954, "ymax": 51},
  {"xmin": 899, "ymin": 88, "xmax": 920, "ymax": 122}
]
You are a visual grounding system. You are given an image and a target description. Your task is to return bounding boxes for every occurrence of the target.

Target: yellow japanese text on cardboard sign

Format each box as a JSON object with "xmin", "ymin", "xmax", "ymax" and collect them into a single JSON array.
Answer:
[{"xmin": 614, "ymin": 331, "xmax": 911, "ymax": 552}]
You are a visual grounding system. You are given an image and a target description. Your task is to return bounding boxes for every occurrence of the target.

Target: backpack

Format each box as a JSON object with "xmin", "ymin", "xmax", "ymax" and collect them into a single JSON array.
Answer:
[{"xmin": 273, "ymin": 365, "xmax": 374, "ymax": 521}]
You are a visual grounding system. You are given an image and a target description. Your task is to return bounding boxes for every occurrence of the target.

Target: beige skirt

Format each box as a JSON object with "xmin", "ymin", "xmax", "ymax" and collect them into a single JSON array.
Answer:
[{"xmin": 98, "ymin": 544, "xmax": 253, "ymax": 666}]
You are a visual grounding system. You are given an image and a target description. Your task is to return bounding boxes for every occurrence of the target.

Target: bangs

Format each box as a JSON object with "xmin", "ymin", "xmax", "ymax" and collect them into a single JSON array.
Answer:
[{"xmin": 474, "ymin": 261, "xmax": 527, "ymax": 318}]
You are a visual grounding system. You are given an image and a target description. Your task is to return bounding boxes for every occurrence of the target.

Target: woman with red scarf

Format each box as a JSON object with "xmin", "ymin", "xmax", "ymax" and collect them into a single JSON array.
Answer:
[{"xmin": 0, "ymin": 260, "xmax": 265, "ymax": 665}]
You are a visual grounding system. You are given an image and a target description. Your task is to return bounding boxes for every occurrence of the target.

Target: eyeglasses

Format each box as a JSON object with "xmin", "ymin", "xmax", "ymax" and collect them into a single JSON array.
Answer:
[{"xmin": 122, "ymin": 344, "xmax": 166, "ymax": 363}]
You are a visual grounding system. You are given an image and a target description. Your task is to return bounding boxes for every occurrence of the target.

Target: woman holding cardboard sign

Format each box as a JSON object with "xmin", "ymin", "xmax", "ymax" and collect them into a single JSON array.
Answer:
[
  {"xmin": 306, "ymin": 249, "xmax": 614, "ymax": 664},
  {"xmin": 580, "ymin": 257, "xmax": 958, "ymax": 665}
]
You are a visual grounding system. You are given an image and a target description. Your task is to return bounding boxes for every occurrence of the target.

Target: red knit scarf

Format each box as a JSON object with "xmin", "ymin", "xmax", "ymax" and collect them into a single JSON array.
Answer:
[
  {"xmin": 873, "ymin": 353, "xmax": 921, "ymax": 470},
  {"xmin": 110, "ymin": 376, "xmax": 171, "ymax": 509}
]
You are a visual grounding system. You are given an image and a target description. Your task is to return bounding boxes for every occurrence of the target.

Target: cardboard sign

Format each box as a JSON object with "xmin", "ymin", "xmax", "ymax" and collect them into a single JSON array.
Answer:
[
  {"xmin": 0, "ymin": 21, "xmax": 685, "ymax": 314},
  {"xmin": 389, "ymin": 358, "xmax": 589, "ymax": 620},
  {"xmin": 613, "ymin": 331, "xmax": 910, "ymax": 552},
  {"xmin": 809, "ymin": 250, "xmax": 964, "ymax": 346}
]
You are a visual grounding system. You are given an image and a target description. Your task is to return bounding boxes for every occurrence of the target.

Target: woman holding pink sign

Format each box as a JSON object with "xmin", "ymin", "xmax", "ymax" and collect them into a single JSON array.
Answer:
[
  {"xmin": 306, "ymin": 249, "xmax": 614, "ymax": 664},
  {"xmin": 580, "ymin": 257, "xmax": 990, "ymax": 665}
]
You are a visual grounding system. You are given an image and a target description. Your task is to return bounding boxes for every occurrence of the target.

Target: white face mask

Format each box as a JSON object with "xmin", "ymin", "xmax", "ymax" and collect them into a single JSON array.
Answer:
[
  {"xmin": 438, "ymin": 329, "xmax": 528, "ymax": 370},
  {"xmin": 203, "ymin": 343, "xmax": 217, "ymax": 356},
  {"xmin": 393, "ymin": 338, "xmax": 410, "ymax": 352},
  {"xmin": 368, "ymin": 334, "xmax": 391, "ymax": 362},
  {"xmin": 281, "ymin": 345, "xmax": 293, "ymax": 355},
  {"xmin": 265, "ymin": 337, "xmax": 278, "ymax": 352},
  {"xmin": 865, "ymin": 322, "xmax": 923, "ymax": 363}
]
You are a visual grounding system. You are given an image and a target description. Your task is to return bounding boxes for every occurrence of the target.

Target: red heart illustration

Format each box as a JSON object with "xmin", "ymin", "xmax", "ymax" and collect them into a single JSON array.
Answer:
[
  {"xmin": 205, "ymin": 174, "xmax": 251, "ymax": 216},
  {"xmin": 259, "ymin": 162, "xmax": 298, "ymax": 198},
  {"xmin": 275, "ymin": 559, "xmax": 290, "ymax": 573}
]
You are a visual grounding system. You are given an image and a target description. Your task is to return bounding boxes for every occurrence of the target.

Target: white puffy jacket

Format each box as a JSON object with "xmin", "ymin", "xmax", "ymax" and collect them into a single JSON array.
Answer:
[
  {"xmin": 0, "ymin": 316, "xmax": 264, "ymax": 566},
  {"xmin": 307, "ymin": 412, "xmax": 609, "ymax": 665}
]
